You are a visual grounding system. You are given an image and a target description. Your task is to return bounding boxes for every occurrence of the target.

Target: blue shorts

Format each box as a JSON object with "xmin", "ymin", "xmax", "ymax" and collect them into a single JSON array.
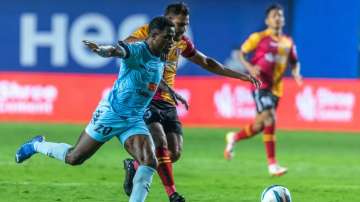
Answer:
[{"xmin": 85, "ymin": 100, "xmax": 150, "ymax": 144}]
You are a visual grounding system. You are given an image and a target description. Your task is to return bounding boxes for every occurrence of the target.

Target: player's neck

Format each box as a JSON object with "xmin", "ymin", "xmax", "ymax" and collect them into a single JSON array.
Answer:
[
  {"xmin": 268, "ymin": 27, "xmax": 283, "ymax": 36},
  {"xmin": 174, "ymin": 35, "xmax": 182, "ymax": 42}
]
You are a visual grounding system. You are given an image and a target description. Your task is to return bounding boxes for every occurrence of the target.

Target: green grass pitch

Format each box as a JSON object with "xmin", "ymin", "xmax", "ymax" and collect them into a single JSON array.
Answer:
[{"xmin": 0, "ymin": 123, "xmax": 359, "ymax": 202}]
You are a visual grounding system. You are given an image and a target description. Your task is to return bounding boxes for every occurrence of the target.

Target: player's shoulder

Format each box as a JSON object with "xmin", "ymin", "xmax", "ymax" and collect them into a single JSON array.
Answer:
[
  {"xmin": 247, "ymin": 30, "xmax": 268, "ymax": 41},
  {"xmin": 180, "ymin": 35, "xmax": 193, "ymax": 43},
  {"xmin": 130, "ymin": 24, "xmax": 149, "ymax": 39},
  {"xmin": 138, "ymin": 24, "xmax": 149, "ymax": 32},
  {"xmin": 121, "ymin": 41, "xmax": 147, "ymax": 59},
  {"xmin": 281, "ymin": 34, "xmax": 294, "ymax": 43},
  {"xmin": 179, "ymin": 35, "xmax": 195, "ymax": 48},
  {"xmin": 179, "ymin": 35, "xmax": 196, "ymax": 57},
  {"xmin": 122, "ymin": 40, "xmax": 145, "ymax": 49}
]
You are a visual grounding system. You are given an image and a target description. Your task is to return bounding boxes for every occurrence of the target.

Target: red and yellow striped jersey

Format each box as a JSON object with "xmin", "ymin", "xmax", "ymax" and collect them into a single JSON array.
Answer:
[
  {"xmin": 129, "ymin": 25, "xmax": 196, "ymax": 105},
  {"xmin": 241, "ymin": 29, "xmax": 298, "ymax": 97}
]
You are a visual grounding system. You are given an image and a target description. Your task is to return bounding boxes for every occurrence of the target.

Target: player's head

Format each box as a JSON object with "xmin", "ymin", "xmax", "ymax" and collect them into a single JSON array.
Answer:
[
  {"xmin": 265, "ymin": 3, "xmax": 285, "ymax": 30},
  {"xmin": 147, "ymin": 16, "xmax": 175, "ymax": 56},
  {"xmin": 164, "ymin": 2, "xmax": 190, "ymax": 39}
]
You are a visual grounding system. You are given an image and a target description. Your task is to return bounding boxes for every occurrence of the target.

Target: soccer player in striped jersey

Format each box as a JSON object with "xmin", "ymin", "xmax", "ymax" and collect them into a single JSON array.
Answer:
[
  {"xmin": 224, "ymin": 3, "xmax": 303, "ymax": 176},
  {"xmin": 122, "ymin": 2, "xmax": 260, "ymax": 202}
]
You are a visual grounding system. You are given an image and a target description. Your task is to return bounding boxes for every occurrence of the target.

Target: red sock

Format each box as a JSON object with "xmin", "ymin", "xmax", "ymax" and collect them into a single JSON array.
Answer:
[
  {"xmin": 156, "ymin": 147, "xmax": 176, "ymax": 196},
  {"xmin": 234, "ymin": 124, "xmax": 258, "ymax": 142},
  {"xmin": 263, "ymin": 124, "xmax": 276, "ymax": 165}
]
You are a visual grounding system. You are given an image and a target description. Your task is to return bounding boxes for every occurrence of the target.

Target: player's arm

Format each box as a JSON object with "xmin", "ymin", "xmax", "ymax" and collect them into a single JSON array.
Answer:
[
  {"xmin": 238, "ymin": 32, "xmax": 262, "ymax": 78},
  {"xmin": 188, "ymin": 51, "xmax": 261, "ymax": 88},
  {"xmin": 290, "ymin": 62, "xmax": 303, "ymax": 86},
  {"xmin": 158, "ymin": 80, "xmax": 189, "ymax": 110},
  {"xmin": 239, "ymin": 51, "xmax": 261, "ymax": 78},
  {"xmin": 83, "ymin": 40, "xmax": 129, "ymax": 58},
  {"xmin": 289, "ymin": 44, "xmax": 303, "ymax": 86}
]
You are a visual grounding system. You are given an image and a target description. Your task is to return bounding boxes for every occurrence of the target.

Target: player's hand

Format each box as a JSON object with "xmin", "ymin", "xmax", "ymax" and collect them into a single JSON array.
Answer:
[
  {"xmin": 175, "ymin": 93, "xmax": 189, "ymax": 110},
  {"xmin": 248, "ymin": 75, "xmax": 262, "ymax": 89},
  {"xmin": 294, "ymin": 74, "xmax": 303, "ymax": 87},
  {"xmin": 83, "ymin": 40, "xmax": 100, "ymax": 53}
]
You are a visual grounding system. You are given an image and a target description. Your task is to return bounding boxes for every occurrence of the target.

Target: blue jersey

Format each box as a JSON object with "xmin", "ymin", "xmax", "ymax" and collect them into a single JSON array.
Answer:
[{"xmin": 107, "ymin": 41, "xmax": 165, "ymax": 117}]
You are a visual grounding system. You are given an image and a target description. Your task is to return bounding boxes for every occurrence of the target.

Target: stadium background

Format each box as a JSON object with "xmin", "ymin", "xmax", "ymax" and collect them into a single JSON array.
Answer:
[
  {"xmin": 1, "ymin": 1, "xmax": 360, "ymax": 202},
  {"xmin": 1, "ymin": 0, "xmax": 359, "ymax": 132}
]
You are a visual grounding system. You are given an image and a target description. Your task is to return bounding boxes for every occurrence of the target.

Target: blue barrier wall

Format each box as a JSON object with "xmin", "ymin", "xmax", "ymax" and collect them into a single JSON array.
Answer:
[
  {"xmin": 0, "ymin": 0, "xmax": 289, "ymax": 75},
  {"xmin": 0, "ymin": 0, "xmax": 358, "ymax": 77},
  {"xmin": 292, "ymin": 0, "xmax": 359, "ymax": 78}
]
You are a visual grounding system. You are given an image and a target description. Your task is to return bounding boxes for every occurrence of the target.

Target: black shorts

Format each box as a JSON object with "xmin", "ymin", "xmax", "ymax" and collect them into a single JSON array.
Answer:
[
  {"xmin": 252, "ymin": 89, "xmax": 279, "ymax": 113},
  {"xmin": 143, "ymin": 100, "xmax": 183, "ymax": 135}
]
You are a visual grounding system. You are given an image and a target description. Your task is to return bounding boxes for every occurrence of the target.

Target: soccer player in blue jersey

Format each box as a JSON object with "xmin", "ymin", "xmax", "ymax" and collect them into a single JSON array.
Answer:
[{"xmin": 14, "ymin": 16, "xmax": 175, "ymax": 202}]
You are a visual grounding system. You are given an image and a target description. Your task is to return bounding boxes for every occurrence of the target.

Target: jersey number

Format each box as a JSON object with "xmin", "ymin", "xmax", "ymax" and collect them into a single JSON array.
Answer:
[{"xmin": 94, "ymin": 124, "xmax": 113, "ymax": 136}]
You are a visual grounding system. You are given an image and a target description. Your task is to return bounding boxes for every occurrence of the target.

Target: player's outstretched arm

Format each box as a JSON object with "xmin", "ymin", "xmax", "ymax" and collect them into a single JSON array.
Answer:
[
  {"xmin": 83, "ymin": 40, "xmax": 127, "ymax": 58},
  {"xmin": 189, "ymin": 50, "xmax": 261, "ymax": 88}
]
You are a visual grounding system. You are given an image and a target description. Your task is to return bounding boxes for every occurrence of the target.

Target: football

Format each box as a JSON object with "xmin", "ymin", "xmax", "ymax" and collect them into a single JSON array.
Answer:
[{"xmin": 261, "ymin": 185, "xmax": 292, "ymax": 202}]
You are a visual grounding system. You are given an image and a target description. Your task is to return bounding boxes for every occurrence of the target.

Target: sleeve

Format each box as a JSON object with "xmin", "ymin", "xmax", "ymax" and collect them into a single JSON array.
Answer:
[
  {"xmin": 129, "ymin": 25, "xmax": 149, "ymax": 40},
  {"xmin": 241, "ymin": 32, "xmax": 261, "ymax": 53},
  {"xmin": 181, "ymin": 36, "xmax": 196, "ymax": 58},
  {"xmin": 289, "ymin": 43, "xmax": 298, "ymax": 64},
  {"xmin": 117, "ymin": 41, "xmax": 141, "ymax": 59}
]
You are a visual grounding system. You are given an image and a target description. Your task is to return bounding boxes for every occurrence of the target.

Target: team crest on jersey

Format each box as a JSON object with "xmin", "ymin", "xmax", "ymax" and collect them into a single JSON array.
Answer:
[{"xmin": 147, "ymin": 82, "xmax": 158, "ymax": 92}]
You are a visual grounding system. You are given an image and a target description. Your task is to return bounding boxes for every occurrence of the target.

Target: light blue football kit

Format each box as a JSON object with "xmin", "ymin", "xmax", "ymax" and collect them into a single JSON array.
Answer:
[
  {"xmin": 86, "ymin": 41, "xmax": 165, "ymax": 144},
  {"xmin": 15, "ymin": 40, "xmax": 164, "ymax": 202}
]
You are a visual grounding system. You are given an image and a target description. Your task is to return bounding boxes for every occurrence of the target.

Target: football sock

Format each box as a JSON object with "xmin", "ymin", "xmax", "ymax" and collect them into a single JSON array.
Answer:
[
  {"xmin": 33, "ymin": 141, "xmax": 71, "ymax": 161},
  {"xmin": 263, "ymin": 124, "xmax": 276, "ymax": 165},
  {"xmin": 156, "ymin": 147, "xmax": 176, "ymax": 196},
  {"xmin": 129, "ymin": 165, "xmax": 155, "ymax": 202}
]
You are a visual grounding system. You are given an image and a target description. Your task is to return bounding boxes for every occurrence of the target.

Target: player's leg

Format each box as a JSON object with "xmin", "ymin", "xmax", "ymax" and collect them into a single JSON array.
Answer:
[
  {"xmin": 224, "ymin": 89, "xmax": 268, "ymax": 160},
  {"xmin": 164, "ymin": 131, "xmax": 185, "ymax": 202},
  {"xmin": 65, "ymin": 131, "xmax": 104, "ymax": 165},
  {"xmin": 262, "ymin": 108, "xmax": 287, "ymax": 176},
  {"xmin": 122, "ymin": 105, "xmax": 164, "ymax": 196},
  {"xmin": 262, "ymin": 109, "xmax": 276, "ymax": 166},
  {"xmin": 163, "ymin": 110, "xmax": 183, "ymax": 163},
  {"xmin": 158, "ymin": 106, "xmax": 185, "ymax": 201},
  {"xmin": 15, "ymin": 99, "xmax": 119, "ymax": 165},
  {"xmin": 15, "ymin": 130, "xmax": 103, "ymax": 165},
  {"xmin": 166, "ymin": 132, "xmax": 183, "ymax": 163},
  {"xmin": 148, "ymin": 122, "xmax": 182, "ymax": 200},
  {"xmin": 124, "ymin": 134, "xmax": 157, "ymax": 202},
  {"xmin": 255, "ymin": 92, "xmax": 287, "ymax": 176}
]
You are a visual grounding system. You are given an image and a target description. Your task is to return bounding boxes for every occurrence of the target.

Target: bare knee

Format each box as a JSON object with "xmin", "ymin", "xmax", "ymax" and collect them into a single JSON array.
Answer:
[
  {"xmin": 170, "ymin": 150, "xmax": 181, "ymax": 163},
  {"xmin": 138, "ymin": 155, "xmax": 158, "ymax": 169},
  {"xmin": 264, "ymin": 114, "xmax": 276, "ymax": 126},
  {"xmin": 167, "ymin": 134, "xmax": 183, "ymax": 162},
  {"xmin": 252, "ymin": 122, "xmax": 264, "ymax": 134},
  {"xmin": 65, "ymin": 151, "xmax": 85, "ymax": 166}
]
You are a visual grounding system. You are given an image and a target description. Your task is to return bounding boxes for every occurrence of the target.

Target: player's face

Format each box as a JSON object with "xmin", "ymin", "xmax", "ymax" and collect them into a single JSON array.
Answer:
[
  {"xmin": 266, "ymin": 9, "xmax": 285, "ymax": 30},
  {"xmin": 167, "ymin": 14, "xmax": 189, "ymax": 40},
  {"xmin": 154, "ymin": 26, "xmax": 175, "ymax": 54}
]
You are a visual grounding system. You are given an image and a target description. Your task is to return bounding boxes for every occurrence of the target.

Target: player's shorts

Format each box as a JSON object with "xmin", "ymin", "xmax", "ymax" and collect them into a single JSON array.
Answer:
[
  {"xmin": 143, "ymin": 100, "xmax": 183, "ymax": 135},
  {"xmin": 252, "ymin": 89, "xmax": 279, "ymax": 113},
  {"xmin": 85, "ymin": 99, "xmax": 150, "ymax": 144}
]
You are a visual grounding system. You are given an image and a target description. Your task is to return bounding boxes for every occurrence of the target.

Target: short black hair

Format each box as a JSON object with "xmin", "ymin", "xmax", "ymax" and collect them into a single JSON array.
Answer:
[
  {"xmin": 165, "ymin": 2, "xmax": 189, "ymax": 16},
  {"xmin": 148, "ymin": 16, "xmax": 175, "ymax": 33},
  {"xmin": 265, "ymin": 3, "xmax": 284, "ymax": 17}
]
